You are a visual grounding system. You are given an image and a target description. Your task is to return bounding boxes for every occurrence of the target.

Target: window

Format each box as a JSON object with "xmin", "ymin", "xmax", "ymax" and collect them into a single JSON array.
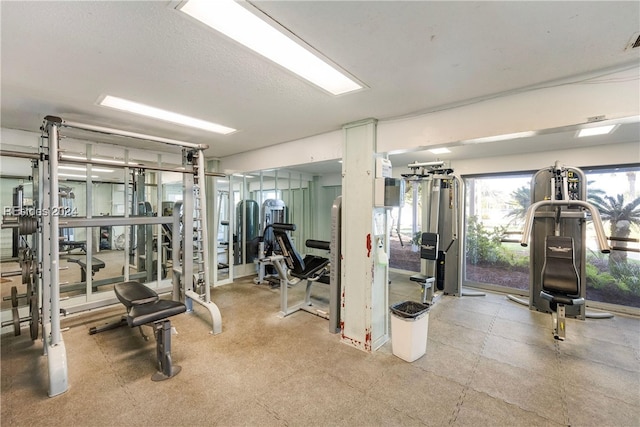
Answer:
[
  {"xmin": 463, "ymin": 165, "xmax": 640, "ymax": 310},
  {"xmin": 584, "ymin": 166, "xmax": 640, "ymax": 308},
  {"xmin": 389, "ymin": 180, "xmax": 420, "ymax": 272},
  {"xmin": 464, "ymin": 174, "xmax": 531, "ymax": 293}
]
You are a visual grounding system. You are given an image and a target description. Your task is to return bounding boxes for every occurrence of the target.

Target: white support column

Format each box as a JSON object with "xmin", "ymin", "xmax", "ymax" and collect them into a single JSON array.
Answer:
[
  {"xmin": 43, "ymin": 118, "xmax": 69, "ymax": 397},
  {"xmin": 340, "ymin": 118, "xmax": 389, "ymax": 352}
]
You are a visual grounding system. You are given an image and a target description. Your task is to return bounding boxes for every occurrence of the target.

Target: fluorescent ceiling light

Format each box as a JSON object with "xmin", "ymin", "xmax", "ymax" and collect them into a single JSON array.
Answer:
[
  {"xmin": 577, "ymin": 125, "xmax": 618, "ymax": 137},
  {"xmin": 59, "ymin": 173, "xmax": 99, "ymax": 179},
  {"xmin": 59, "ymin": 165, "xmax": 114, "ymax": 173},
  {"xmin": 99, "ymin": 95, "xmax": 236, "ymax": 135},
  {"xmin": 462, "ymin": 131, "xmax": 536, "ymax": 145},
  {"xmin": 60, "ymin": 154, "xmax": 139, "ymax": 166},
  {"xmin": 429, "ymin": 148, "xmax": 451, "ymax": 154},
  {"xmin": 178, "ymin": 0, "xmax": 363, "ymax": 95}
]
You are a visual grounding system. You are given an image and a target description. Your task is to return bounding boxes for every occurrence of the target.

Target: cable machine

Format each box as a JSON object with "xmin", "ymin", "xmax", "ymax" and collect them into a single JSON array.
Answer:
[
  {"xmin": 402, "ymin": 161, "xmax": 484, "ymax": 303},
  {"xmin": 1, "ymin": 115, "xmax": 224, "ymax": 397},
  {"xmin": 516, "ymin": 162, "xmax": 611, "ymax": 338}
]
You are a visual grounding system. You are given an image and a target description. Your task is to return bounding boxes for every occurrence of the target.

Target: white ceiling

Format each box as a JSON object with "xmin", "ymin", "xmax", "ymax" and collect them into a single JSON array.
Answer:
[{"xmin": 2, "ymin": 1, "xmax": 639, "ymax": 168}]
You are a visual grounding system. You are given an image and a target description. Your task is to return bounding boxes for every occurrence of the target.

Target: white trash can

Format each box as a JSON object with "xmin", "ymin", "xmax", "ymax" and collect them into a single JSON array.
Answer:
[{"xmin": 390, "ymin": 301, "xmax": 430, "ymax": 362}]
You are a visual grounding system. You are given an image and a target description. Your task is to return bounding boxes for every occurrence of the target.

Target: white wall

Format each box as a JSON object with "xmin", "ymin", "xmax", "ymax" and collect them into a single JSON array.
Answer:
[
  {"xmin": 220, "ymin": 130, "xmax": 342, "ymax": 174},
  {"xmin": 377, "ymin": 67, "xmax": 640, "ymax": 154},
  {"xmin": 453, "ymin": 141, "xmax": 639, "ymax": 177},
  {"xmin": 219, "ymin": 66, "xmax": 640, "ymax": 175}
]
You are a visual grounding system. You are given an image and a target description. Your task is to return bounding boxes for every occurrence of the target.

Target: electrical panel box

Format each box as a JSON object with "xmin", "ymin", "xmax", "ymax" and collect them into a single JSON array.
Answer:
[{"xmin": 375, "ymin": 177, "xmax": 405, "ymax": 207}]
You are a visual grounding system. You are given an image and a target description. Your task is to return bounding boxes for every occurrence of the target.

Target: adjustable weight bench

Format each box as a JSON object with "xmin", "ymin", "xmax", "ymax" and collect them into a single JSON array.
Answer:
[
  {"xmin": 539, "ymin": 236, "xmax": 584, "ymax": 341},
  {"xmin": 89, "ymin": 281, "xmax": 186, "ymax": 381}
]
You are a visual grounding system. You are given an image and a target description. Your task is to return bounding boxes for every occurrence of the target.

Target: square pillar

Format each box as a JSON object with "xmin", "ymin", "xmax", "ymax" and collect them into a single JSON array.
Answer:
[{"xmin": 340, "ymin": 118, "xmax": 389, "ymax": 351}]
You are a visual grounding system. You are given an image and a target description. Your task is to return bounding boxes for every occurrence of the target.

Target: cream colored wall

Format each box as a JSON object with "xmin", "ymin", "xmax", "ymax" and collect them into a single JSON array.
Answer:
[
  {"xmin": 219, "ymin": 66, "xmax": 640, "ymax": 176},
  {"xmin": 452, "ymin": 141, "xmax": 639, "ymax": 177}
]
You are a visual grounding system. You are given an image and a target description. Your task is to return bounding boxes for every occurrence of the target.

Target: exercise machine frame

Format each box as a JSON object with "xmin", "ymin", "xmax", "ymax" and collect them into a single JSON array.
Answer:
[
  {"xmin": 1, "ymin": 115, "xmax": 223, "ymax": 397},
  {"xmin": 403, "ymin": 161, "xmax": 484, "ymax": 303},
  {"xmin": 517, "ymin": 162, "xmax": 610, "ymax": 339}
]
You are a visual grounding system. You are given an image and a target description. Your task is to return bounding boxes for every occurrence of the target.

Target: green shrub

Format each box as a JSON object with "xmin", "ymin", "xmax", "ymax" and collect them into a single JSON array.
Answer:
[
  {"xmin": 466, "ymin": 216, "xmax": 507, "ymax": 265},
  {"xmin": 586, "ymin": 264, "xmax": 616, "ymax": 290},
  {"xmin": 586, "ymin": 259, "xmax": 640, "ymax": 296},
  {"xmin": 609, "ymin": 260, "xmax": 640, "ymax": 294}
]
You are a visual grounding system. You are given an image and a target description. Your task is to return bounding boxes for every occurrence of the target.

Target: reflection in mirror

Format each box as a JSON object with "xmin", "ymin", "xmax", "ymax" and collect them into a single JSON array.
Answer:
[
  {"xmin": 0, "ymin": 172, "xmax": 35, "ymax": 313},
  {"xmin": 210, "ymin": 176, "xmax": 231, "ymax": 283},
  {"xmin": 232, "ymin": 174, "xmax": 258, "ymax": 267}
]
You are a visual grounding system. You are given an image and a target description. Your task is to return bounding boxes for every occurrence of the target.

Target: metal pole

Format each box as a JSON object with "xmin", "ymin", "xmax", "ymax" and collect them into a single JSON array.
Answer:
[
  {"xmin": 411, "ymin": 182, "xmax": 419, "ymax": 250},
  {"xmin": 0, "ymin": 150, "xmax": 39, "ymax": 160},
  {"xmin": 58, "ymin": 118, "xmax": 208, "ymax": 150},
  {"xmin": 520, "ymin": 199, "xmax": 610, "ymax": 253},
  {"xmin": 196, "ymin": 150, "xmax": 211, "ymax": 302},
  {"xmin": 47, "ymin": 121, "xmax": 61, "ymax": 345}
]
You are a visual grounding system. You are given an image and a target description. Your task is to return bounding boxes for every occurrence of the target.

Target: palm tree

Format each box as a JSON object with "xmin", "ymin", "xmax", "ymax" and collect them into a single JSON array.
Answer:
[
  {"xmin": 506, "ymin": 185, "xmax": 530, "ymax": 226},
  {"xmin": 588, "ymin": 193, "xmax": 640, "ymax": 267}
]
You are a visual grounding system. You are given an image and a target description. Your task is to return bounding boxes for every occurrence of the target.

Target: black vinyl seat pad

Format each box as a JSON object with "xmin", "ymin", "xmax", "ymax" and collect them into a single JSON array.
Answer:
[
  {"xmin": 113, "ymin": 280, "xmax": 186, "ymax": 327},
  {"xmin": 115, "ymin": 281, "xmax": 159, "ymax": 308},
  {"xmin": 541, "ymin": 236, "xmax": 580, "ymax": 296},
  {"xmin": 272, "ymin": 225, "xmax": 329, "ymax": 279},
  {"xmin": 127, "ymin": 300, "xmax": 186, "ymax": 328}
]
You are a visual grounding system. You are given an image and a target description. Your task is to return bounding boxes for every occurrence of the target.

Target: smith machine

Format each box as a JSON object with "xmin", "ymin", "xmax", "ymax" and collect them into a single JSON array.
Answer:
[
  {"xmin": 514, "ymin": 162, "xmax": 611, "ymax": 340},
  {"xmin": 0, "ymin": 116, "xmax": 223, "ymax": 396},
  {"xmin": 402, "ymin": 161, "xmax": 485, "ymax": 304}
]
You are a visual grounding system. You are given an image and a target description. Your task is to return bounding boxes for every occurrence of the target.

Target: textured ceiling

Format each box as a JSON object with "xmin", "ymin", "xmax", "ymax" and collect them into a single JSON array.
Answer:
[{"xmin": 1, "ymin": 1, "xmax": 639, "ymax": 161}]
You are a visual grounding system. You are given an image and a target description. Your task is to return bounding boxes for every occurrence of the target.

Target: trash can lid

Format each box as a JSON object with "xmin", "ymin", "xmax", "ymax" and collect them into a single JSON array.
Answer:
[{"xmin": 390, "ymin": 301, "xmax": 430, "ymax": 318}]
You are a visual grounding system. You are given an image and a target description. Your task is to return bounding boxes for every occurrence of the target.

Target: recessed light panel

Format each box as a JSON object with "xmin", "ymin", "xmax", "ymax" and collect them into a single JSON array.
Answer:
[
  {"xmin": 429, "ymin": 148, "xmax": 451, "ymax": 154},
  {"xmin": 178, "ymin": 0, "xmax": 363, "ymax": 95},
  {"xmin": 577, "ymin": 125, "xmax": 618, "ymax": 138},
  {"xmin": 99, "ymin": 95, "xmax": 236, "ymax": 135}
]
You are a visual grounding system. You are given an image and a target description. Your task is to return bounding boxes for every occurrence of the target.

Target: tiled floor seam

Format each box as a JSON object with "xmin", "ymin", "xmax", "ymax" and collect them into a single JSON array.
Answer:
[
  {"xmin": 459, "ymin": 386, "xmax": 569, "ymax": 427},
  {"xmin": 559, "ymin": 352, "xmax": 640, "ymax": 375},
  {"xmin": 447, "ymin": 304, "xmax": 499, "ymax": 425},
  {"xmin": 253, "ymin": 398, "xmax": 290, "ymax": 426},
  {"xmin": 553, "ymin": 340, "xmax": 571, "ymax": 426},
  {"xmin": 619, "ymin": 323, "xmax": 640, "ymax": 362}
]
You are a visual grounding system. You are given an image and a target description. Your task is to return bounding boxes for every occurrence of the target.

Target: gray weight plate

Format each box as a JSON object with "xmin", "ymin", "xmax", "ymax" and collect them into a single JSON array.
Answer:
[
  {"xmin": 12, "ymin": 306, "xmax": 21, "ymax": 336},
  {"xmin": 29, "ymin": 295, "xmax": 39, "ymax": 341}
]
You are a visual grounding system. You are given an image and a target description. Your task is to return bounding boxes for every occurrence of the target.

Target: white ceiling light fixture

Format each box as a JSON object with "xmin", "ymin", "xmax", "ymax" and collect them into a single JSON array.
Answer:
[
  {"xmin": 177, "ymin": 0, "xmax": 364, "ymax": 96},
  {"xmin": 99, "ymin": 95, "xmax": 236, "ymax": 135},
  {"xmin": 577, "ymin": 125, "xmax": 618, "ymax": 138},
  {"xmin": 59, "ymin": 165, "xmax": 114, "ymax": 173},
  {"xmin": 59, "ymin": 173, "xmax": 99, "ymax": 179},
  {"xmin": 60, "ymin": 154, "xmax": 141, "ymax": 166},
  {"xmin": 429, "ymin": 148, "xmax": 451, "ymax": 154},
  {"xmin": 461, "ymin": 131, "xmax": 536, "ymax": 145}
]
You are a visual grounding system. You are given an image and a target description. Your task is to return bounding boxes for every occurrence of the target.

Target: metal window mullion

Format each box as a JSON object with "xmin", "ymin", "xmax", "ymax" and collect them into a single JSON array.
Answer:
[
  {"xmin": 124, "ymin": 150, "xmax": 130, "ymax": 282},
  {"xmin": 85, "ymin": 144, "xmax": 93, "ymax": 297}
]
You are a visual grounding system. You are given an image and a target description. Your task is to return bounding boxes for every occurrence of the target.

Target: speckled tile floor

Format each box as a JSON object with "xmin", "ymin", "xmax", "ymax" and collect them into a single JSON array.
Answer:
[{"xmin": 2, "ymin": 273, "xmax": 639, "ymax": 426}]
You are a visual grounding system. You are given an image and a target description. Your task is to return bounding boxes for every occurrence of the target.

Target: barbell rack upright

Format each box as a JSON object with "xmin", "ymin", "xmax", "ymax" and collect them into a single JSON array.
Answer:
[{"xmin": 29, "ymin": 115, "xmax": 224, "ymax": 397}]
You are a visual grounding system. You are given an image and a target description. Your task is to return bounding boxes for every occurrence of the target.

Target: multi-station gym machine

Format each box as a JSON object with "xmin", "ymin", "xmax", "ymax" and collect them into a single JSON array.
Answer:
[
  {"xmin": 0, "ymin": 115, "xmax": 223, "ymax": 396},
  {"xmin": 402, "ymin": 161, "xmax": 484, "ymax": 304},
  {"xmin": 514, "ymin": 162, "xmax": 611, "ymax": 339}
]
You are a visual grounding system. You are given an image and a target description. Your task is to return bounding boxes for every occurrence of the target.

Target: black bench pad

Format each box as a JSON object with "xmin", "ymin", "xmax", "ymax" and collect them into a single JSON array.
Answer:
[
  {"xmin": 127, "ymin": 300, "xmax": 186, "ymax": 327},
  {"xmin": 290, "ymin": 255, "xmax": 330, "ymax": 280},
  {"xmin": 115, "ymin": 281, "xmax": 159, "ymax": 307},
  {"xmin": 409, "ymin": 274, "xmax": 435, "ymax": 284}
]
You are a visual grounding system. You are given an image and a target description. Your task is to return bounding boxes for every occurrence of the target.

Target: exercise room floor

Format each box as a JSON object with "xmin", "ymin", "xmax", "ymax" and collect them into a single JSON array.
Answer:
[{"xmin": 2, "ymin": 272, "xmax": 639, "ymax": 426}]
